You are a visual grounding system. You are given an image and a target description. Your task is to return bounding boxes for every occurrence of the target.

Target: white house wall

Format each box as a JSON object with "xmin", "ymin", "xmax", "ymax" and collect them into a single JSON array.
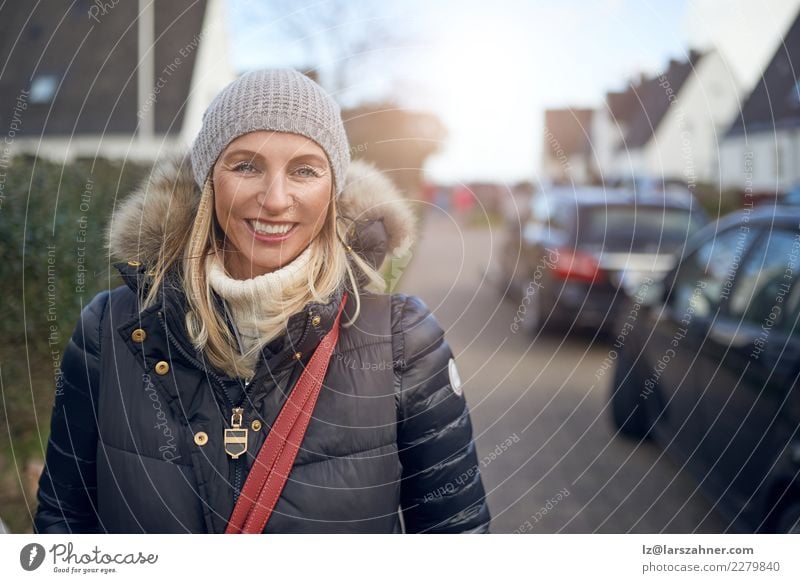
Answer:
[
  {"xmin": 720, "ymin": 129, "xmax": 800, "ymax": 194},
  {"xmin": 180, "ymin": 0, "xmax": 236, "ymax": 146},
  {"xmin": 541, "ymin": 151, "xmax": 591, "ymax": 184},
  {"xmin": 612, "ymin": 147, "xmax": 643, "ymax": 182},
  {"xmin": 9, "ymin": 135, "xmax": 187, "ymax": 164},
  {"xmin": 590, "ymin": 107, "xmax": 628, "ymax": 182},
  {"xmin": 643, "ymin": 50, "xmax": 740, "ymax": 185}
]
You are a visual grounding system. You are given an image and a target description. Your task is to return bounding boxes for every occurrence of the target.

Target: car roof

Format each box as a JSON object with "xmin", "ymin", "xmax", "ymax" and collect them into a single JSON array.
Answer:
[
  {"xmin": 717, "ymin": 204, "xmax": 800, "ymax": 229},
  {"xmin": 536, "ymin": 186, "xmax": 699, "ymax": 211},
  {"xmin": 677, "ymin": 204, "xmax": 800, "ymax": 260}
]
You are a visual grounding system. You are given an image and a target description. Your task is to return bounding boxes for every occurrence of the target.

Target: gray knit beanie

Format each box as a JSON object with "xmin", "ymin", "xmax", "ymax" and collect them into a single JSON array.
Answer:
[{"xmin": 190, "ymin": 68, "xmax": 350, "ymax": 195}]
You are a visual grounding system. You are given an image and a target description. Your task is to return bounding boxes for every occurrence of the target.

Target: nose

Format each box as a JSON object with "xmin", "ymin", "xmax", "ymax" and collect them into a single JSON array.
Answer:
[{"xmin": 255, "ymin": 171, "xmax": 293, "ymax": 216}]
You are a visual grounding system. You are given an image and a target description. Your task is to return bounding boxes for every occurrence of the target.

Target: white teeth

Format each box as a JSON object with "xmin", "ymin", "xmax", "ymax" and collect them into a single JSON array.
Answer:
[{"xmin": 250, "ymin": 221, "xmax": 294, "ymax": 235}]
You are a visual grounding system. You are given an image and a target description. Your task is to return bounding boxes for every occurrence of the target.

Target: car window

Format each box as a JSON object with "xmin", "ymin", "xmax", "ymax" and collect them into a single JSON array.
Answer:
[
  {"xmin": 668, "ymin": 226, "xmax": 759, "ymax": 319},
  {"xmin": 530, "ymin": 195, "xmax": 574, "ymax": 238},
  {"xmin": 783, "ymin": 277, "xmax": 800, "ymax": 333},
  {"xmin": 728, "ymin": 228, "xmax": 800, "ymax": 332},
  {"xmin": 578, "ymin": 205, "xmax": 703, "ymax": 252}
]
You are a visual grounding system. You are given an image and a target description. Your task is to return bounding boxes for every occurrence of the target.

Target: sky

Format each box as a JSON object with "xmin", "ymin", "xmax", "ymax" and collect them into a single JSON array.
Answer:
[{"xmin": 226, "ymin": 0, "xmax": 800, "ymax": 185}]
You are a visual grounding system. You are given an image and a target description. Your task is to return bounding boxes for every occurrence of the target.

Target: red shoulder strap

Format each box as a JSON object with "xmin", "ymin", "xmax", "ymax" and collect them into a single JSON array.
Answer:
[{"xmin": 225, "ymin": 291, "xmax": 348, "ymax": 534}]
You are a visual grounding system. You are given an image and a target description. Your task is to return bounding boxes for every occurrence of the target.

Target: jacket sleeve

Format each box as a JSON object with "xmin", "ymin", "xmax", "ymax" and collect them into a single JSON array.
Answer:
[
  {"xmin": 392, "ymin": 293, "xmax": 491, "ymax": 533},
  {"xmin": 33, "ymin": 290, "xmax": 109, "ymax": 534}
]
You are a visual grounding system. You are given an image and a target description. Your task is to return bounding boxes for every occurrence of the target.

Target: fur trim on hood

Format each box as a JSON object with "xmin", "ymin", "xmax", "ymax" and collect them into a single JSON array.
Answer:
[{"xmin": 106, "ymin": 156, "xmax": 417, "ymax": 272}]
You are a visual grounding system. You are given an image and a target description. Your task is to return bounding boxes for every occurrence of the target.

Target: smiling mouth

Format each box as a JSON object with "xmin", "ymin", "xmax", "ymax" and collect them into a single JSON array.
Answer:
[{"xmin": 247, "ymin": 220, "xmax": 297, "ymax": 236}]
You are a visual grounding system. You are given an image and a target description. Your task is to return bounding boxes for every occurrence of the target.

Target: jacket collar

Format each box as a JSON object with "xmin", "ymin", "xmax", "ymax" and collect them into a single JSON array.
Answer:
[{"xmin": 106, "ymin": 154, "xmax": 414, "ymax": 377}]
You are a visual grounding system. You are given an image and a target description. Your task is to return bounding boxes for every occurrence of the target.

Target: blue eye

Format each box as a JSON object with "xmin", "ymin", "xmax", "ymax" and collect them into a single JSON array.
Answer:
[
  {"xmin": 296, "ymin": 165, "xmax": 322, "ymax": 178},
  {"xmin": 233, "ymin": 161, "xmax": 258, "ymax": 174}
]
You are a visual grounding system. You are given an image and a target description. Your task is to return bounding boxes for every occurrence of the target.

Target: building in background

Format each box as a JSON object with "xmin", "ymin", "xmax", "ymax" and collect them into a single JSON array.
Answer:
[
  {"xmin": 343, "ymin": 104, "xmax": 447, "ymax": 196},
  {"xmin": 541, "ymin": 107, "xmax": 595, "ymax": 185},
  {"xmin": 0, "ymin": 0, "xmax": 234, "ymax": 163},
  {"xmin": 617, "ymin": 49, "xmax": 740, "ymax": 187},
  {"xmin": 720, "ymin": 9, "xmax": 800, "ymax": 196},
  {"xmin": 543, "ymin": 49, "xmax": 740, "ymax": 191}
]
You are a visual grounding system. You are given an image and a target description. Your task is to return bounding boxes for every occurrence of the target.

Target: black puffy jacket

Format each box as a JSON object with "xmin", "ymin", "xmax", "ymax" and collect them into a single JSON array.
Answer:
[{"xmin": 33, "ymin": 158, "xmax": 491, "ymax": 534}]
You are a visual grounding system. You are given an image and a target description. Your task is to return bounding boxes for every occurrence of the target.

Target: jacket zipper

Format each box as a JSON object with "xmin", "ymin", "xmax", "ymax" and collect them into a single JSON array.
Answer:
[
  {"xmin": 294, "ymin": 313, "xmax": 313, "ymax": 351},
  {"xmin": 158, "ymin": 309, "xmax": 312, "ymax": 507},
  {"xmin": 231, "ymin": 456, "xmax": 243, "ymax": 504},
  {"xmin": 158, "ymin": 310, "xmax": 229, "ymax": 393},
  {"xmin": 159, "ymin": 311, "xmax": 250, "ymax": 503}
]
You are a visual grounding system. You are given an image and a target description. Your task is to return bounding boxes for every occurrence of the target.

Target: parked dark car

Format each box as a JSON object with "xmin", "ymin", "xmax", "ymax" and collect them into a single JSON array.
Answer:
[
  {"xmin": 783, "ymin": 183, "xmax": 800, "ymax": 206},
  {"xmin": 498, "ymin": 186, "xmax": 708, "ymax": 335},
  {"xmin": 609, "ymin": 205, "xmax": 800, "ymax": 533}
]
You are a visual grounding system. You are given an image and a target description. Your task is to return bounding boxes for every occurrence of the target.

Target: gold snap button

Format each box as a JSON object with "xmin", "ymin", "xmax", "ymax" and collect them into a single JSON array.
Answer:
[
  {"xmin": 250, "ymin": 420, "xmax": 262, "ymax": 431},
  {"xmin": 194, "ymin": 431, "xmax": 208, "ymax": 446},
  {"xmin": 127, "ymin": 260, "xmax": 141, "ymax": 267},
  {"xmin": 311, "ymin": 314, "xmax": 321, "ymax": 327},
  {"xmin": 293, "ymin": 351, "xmax": 303, "ymax": 360},
  {"xmin": 131, "ymin": 328, "xmax": 147, "ymax": 343},
  {"xmin": 154, "ymin": 361, "xmax": 170, "ymax": 375}
]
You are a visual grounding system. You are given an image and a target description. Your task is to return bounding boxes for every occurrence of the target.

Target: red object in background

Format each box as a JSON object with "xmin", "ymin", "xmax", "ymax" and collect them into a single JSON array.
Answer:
[
  {"xmin": 551, "ymin": 247, "xmax": 605, "ymax": 283},
  {"xmin": 422, "ymin": 182, "xmax": 437, "ymax": 203},
  {"xmin": 453, "ymin": 185, "xmax": 474, "ymax": 214}
]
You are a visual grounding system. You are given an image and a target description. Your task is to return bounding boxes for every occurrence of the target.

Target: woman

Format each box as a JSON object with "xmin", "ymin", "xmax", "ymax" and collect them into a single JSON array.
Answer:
[{"xmin": 34, "ymin": 69, "xmax": 491, "ymax": 534}]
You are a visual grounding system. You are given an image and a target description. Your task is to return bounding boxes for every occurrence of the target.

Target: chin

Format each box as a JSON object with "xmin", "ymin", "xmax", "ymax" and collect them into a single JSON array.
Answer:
[{"xmin": 251, "ymin": 251, "xmax": 297, "ymax": 272}]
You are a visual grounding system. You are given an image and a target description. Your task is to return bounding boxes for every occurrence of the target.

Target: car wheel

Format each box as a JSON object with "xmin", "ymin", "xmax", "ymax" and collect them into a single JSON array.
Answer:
[
  {"xmin": 775, "ymin": 502, "xmax": 800, "ymax": 533},
  {"xmin": 610, "ymin": 346, "xmax": 651, "ymax": 439}
]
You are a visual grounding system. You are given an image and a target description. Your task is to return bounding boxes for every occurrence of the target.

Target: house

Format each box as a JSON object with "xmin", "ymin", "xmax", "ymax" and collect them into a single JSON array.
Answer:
[
  {"xmin": 552, "ymin": 49, "xmax": 740, "ymax": 188},
  {"xmin": 720, "ymin": 9, "xmax": 800, "ymax": 195},
  {"xmin": 541, "ymin": 108, "xmax": 595, "ymax": 184},
  {"xmin": 637, "ymin": 49, "xmax": 739, "ymax": 187},
  {"xmin": 0, "ymin": 0, "xmax": 234, "ymax": 163},
  {"xmin": 342, "ymin": 104, "xmax": 447, "ymax": 196}
]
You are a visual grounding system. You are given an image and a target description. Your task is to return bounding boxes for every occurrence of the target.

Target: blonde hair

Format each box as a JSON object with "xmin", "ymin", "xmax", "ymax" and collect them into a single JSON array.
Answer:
[{"xmin": 142, "ymin": 177, "xmax": 385, "ymax": 379}]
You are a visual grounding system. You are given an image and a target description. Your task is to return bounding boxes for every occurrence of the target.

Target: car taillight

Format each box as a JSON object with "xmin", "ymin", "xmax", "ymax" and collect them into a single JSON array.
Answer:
[{"xmin": 551, "ymin": 247, "xmax": 604, "ymax": 283}]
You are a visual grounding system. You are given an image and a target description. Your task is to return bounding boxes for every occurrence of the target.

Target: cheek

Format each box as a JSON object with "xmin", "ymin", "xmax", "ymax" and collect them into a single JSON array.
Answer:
[
  {"xmin": 305, "ymin": 191, "xmax": 331, "ymax": 233},
  {"xmin": 213, "ymin": 195, "xmax": 234, "ymax": 236},
  {"xmin": 213, "ymin": 177, "xmax": 246, "ymax": 230}
]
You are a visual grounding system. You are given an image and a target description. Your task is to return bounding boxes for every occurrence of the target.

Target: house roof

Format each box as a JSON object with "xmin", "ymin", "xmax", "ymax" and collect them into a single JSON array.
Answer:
[
  {"xmin": 0, "ymin": 0, "xmax": 207, "ymax": 137},
  {"xmin": 613, "ymin": 49, "xmax": 705, "ymax": 150},
  {"xmin": 605, "ymin": 89, "xmax": 637, "ymax": 124},
  {"xmin": 726, "ymin": 8, "xmax": 800, "ymax": 136},
  {"xmin": 543, "ymin": 108, "xmax": 594, "ymax": 157}
]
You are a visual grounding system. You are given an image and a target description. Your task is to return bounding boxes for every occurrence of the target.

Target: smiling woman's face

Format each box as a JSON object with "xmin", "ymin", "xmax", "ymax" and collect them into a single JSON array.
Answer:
[{"xmin": 212, "ymin": 130, "xmax": 333, "ymax": 279}]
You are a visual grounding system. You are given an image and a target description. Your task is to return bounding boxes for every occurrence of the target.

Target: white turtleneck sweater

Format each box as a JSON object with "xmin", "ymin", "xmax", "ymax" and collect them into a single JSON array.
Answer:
[{"xmin": 206, "ymin": 244, "xmax": 314, "ymax": 367}]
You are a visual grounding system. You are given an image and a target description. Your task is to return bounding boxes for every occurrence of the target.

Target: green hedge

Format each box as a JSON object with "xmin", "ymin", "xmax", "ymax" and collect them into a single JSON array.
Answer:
[{"xmin": 0, "ymin": 155, "xmax": 148, "ymax": 532}]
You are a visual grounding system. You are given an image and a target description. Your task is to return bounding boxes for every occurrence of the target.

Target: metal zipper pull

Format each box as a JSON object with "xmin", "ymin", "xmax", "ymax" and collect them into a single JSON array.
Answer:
[{"xmin": 224, "ymin": 407, "xmax": 248, "ymax": 459}]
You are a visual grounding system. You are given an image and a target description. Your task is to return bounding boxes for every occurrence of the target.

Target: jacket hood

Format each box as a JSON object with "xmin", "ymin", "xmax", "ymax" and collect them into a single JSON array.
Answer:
[{"xmin": 106, "ymin": 155, "xmax": 416, "ymax": 271}]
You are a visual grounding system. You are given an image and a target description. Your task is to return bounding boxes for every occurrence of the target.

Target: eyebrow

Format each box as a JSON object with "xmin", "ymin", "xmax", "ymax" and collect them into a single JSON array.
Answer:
[
  {"xmin": 222, "ymin": 149, "xmax": 328, "ymax": 167},
  {"xmin": 221, "ymin": 149, "xmax": 264, "ymax": 161},
  {"xmin": 293, "ymin": 153, "xmax": 328, "ymax": 166}
]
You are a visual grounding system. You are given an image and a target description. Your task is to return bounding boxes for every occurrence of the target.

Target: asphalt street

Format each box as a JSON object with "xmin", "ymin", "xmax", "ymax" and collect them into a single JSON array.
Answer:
[{"xmin": 395, "ymin": 209, "xmax": 727, "ymax": 533}]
